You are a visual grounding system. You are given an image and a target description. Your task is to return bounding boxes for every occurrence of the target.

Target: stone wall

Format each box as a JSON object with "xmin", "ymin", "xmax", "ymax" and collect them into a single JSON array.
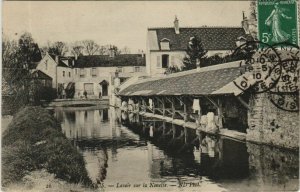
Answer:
[
  {"xmin": 246, "ymin": 142, "xmax": 299, "ymax": 191},
  {"xmin": 247, "ymin": 93, "xmax": 299, "ymax": 149}
]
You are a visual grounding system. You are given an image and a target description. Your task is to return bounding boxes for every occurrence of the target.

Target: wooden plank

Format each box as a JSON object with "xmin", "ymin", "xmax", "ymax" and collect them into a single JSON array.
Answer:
[
  {"xmin": 204, "ymin": 96, "xmax": 218, "ymax": 108},
  {"xmin": 237, "ymin": 96, "xmax": 252, "ymax": 111}
]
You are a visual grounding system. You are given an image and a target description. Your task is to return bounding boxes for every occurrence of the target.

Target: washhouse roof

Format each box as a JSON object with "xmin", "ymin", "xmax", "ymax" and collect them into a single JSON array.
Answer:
[{"xmin": 118, "ymin": 61, "xmax": 244, "ymax": 97}]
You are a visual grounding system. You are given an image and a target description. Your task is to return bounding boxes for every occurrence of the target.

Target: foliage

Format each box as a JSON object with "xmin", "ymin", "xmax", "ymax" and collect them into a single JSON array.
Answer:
[
  {"xmin": 31, "ymin": 83, "xmax": 57, "ymax": 104},
  {"xmin": 182, "ymin": 36, "xmax": 207, "ymax": 71},
  {"xmin": 2, "ymin": 106, "xmax": 93, "ymax": 187},
  {"xmin": 2, "ymin": 33, "xmax": 42, "ymax": 114}
]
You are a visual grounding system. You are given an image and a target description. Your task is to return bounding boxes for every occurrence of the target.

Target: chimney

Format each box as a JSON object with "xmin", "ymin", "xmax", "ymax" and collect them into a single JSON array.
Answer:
[
  {"xmin": 141, "ymin": 50, "xmax": 144, "ymax": 58},
  {"xmin": 174, "ymin": 16, "xmax": 179, "ymax": 34},
  {"xmin": 242, "ymin": 11, "xmax": 246, "ymax": 20},
  {"xmin": 109, "ymin": 45, "xmax": 115, "ymax": 58},
  {"xmin": 55, "ymin": 55, "xmax": 59, "ymax": 64}
]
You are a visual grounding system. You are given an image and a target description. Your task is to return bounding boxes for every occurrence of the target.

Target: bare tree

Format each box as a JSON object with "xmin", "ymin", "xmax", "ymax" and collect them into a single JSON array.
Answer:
[
  {"xmin": 99, "ymin": 45, "xmax": 109, "ymax": 55},
  {"xmin": 121, "ymin": 46, "xmax": 131, "ymax": 54},
  {"xmin": 82, "ymin": 40, "xmax": 100, "ymax": 55},
  {"xmin": 71, "ymin": 41, "xmax": 84, "ymax": 57},
  {"xmin": 48, "ymin": 41, "xmax": 68, "ymax": 56}
]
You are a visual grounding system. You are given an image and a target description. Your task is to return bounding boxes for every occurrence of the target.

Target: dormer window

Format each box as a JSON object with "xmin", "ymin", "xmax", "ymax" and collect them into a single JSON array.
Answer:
[
  {"xmin": 160, "ymin": 38, "xmax": 170, "ymax": 50},
  {"xmin": 236, "ymin": 36, "xmax": 247, "ymax": 47}
]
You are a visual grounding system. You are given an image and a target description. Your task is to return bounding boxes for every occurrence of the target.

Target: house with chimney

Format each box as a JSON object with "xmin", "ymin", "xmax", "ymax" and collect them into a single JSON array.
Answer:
[
  {"xmin": 34, "ymin": 50, "xmax": 146, "ymax": 99},
  {"xmin": 34, "ymin": 53, "xmax": 73, "ymax": 89},
  {"xmin": 72, "ymin": 52, "xmax": 146, "ymax": 99},
  {"xmin": 146, "ymin": 16, "xmax": 254, "ymax": 76}
]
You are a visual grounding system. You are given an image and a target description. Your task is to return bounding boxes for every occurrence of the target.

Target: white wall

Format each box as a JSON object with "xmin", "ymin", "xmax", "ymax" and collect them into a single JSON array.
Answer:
[
  {"xmin": 73, "ymin": 66, "xmax": 146, "ymax": 98},
  {"xmin": 57, "ymin": 66, "xmax": 73, "ymax": 87},
  {"xmin": 146, "ymin": 50, "xmax": 231, "ymax": 76},
  {"xmin": 35, "ymin": 54, "xmax": 57, "ymax": 88}
]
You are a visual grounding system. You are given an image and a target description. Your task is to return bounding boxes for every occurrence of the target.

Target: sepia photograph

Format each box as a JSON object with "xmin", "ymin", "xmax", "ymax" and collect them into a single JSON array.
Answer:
[{"xmin": 1, "ymin": 0, "xmax": 299, "ymax": 191}]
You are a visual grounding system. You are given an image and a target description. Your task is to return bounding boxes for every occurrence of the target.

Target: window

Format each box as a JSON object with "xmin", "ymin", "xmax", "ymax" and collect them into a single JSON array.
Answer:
[
  {"xmin": 68, "ymin": 72, "xmax": 71, "ymax": 77},
  {"xmin": 160, "ymin": 42, "xmax": 170, "ymax": 50},
  {"xmin": 63, "ymin": 71, "xmax": 65, "ymax": 77},
  {"xmin": 91, "ymin": 68, "xmax": 97, "ymax": 77},
  {"xmin": 45, "ymin": 60, "xmax": 48, "ymax": 70},
  {"xmin": 162, "ymin": 54, "xmax": 169, "ymax": 68},
  {"xmin": 134, "ymin": 67, "xmax": 141, "ymax": 72},
  {"xmin": 160, "ymin": 38, "xmax": 170, "ymax": 50},
  {"xmin": 80, "ymin": 69, "xmax": 85, "ymax": 78}
]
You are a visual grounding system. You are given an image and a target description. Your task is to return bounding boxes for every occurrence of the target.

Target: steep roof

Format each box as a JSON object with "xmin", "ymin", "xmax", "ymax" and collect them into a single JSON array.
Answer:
[
  {"xmin": 148, "ymin": 27, "xmax": 246, "ymax": 51},
  {"xmin": 48, "ymin": 54, "xmax": 71, "ymax": 68},
  {"xmin": 118, "ymin": 61, "xmax": 244, "ymax": 96},
  {"xmin": 74, "ymin": 54, "xmax": 146, "ymax": 68},
  {"xmin": 31, "ymin": 70, "xmax": 52, "ymax": 80}
]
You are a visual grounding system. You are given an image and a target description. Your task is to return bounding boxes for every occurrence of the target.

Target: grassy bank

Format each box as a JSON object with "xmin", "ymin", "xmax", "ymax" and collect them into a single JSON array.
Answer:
[{"xmin": 2, "ymin": 106, "xmax": 93, "ymax": 188}]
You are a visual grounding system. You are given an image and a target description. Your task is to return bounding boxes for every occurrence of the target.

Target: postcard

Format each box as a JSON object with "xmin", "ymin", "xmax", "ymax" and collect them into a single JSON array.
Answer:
[{"xmin": 2, "ymin": 1, "xmax": 299, "ymax": 191}]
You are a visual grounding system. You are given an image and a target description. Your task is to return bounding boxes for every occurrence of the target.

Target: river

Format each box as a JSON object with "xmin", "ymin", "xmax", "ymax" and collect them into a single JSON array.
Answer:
[{"xmin": 54, "ymin": 106, "xmax": 299, "ymax": 192}]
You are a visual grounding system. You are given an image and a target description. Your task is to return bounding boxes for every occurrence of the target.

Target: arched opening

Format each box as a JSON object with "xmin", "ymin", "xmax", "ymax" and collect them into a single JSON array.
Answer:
[{"xmin": 99, "ymin": 80, "xmax": 109, "ymax": 96}]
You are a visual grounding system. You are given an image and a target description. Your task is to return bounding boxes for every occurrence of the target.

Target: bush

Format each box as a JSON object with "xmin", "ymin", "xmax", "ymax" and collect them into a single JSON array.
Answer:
[
  {"xmin": 32, "ymin": 86, "xmax": 57, "ymax": 103},
  {"xmin": 2, "ymin": 106, "xmax": 93, "ymax": 187}
]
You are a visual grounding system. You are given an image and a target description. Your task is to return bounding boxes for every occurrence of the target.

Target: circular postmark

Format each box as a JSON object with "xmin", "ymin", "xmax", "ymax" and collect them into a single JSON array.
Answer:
[
  {"xmin": 268, "ymin": 93, "xmax": 299, "ymax": 112},
  {"xmin": 232, "ymin": 41, "xmax": 282, "ymax": 94},
  {"xmin": 232, "ymin": 41, "xmax": 299, "ymax": 112}
]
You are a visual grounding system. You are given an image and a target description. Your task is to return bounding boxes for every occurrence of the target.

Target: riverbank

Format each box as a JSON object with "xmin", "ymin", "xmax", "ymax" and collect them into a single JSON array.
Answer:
[
  {"xmin": 46, "ymin": 98, "xmax": 109, "ymax": 107},
  {"xmin": 2, "ymin": 106, "xmax": 94, "ymax": 191}
]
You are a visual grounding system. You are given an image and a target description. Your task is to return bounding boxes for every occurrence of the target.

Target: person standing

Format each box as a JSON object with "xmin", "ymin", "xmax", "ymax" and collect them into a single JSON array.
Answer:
[{"xmin": 83, "ymin": 90, "xmax": 87, "ymax": 99}]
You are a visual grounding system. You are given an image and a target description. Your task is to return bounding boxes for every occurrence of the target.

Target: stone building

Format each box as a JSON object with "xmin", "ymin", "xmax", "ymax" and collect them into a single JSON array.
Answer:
[
  {"xmin": 35, "ymin": 52, "xmax": 146, "ymax": 99},
  {"xmin": 73, "ymin": 53, "xmax": 146, "ymax": 99}
]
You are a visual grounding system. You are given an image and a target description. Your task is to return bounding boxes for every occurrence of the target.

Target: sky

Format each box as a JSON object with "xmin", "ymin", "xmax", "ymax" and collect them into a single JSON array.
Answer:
[{"xmin": 3, "ymin": 1, "xmax": 250, "ymax": 53}]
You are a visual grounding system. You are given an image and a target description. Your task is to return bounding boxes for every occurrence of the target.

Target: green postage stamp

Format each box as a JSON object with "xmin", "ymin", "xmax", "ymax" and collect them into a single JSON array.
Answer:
[{"xmin": 258, "ymin": 0, "xmax": 298, "ymax": 45}]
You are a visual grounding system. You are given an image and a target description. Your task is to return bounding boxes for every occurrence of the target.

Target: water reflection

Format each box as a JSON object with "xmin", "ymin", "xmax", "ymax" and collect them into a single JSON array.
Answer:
[{"xmin": 54, "ymin": 107, "xmax": 299, "ymax": 191}]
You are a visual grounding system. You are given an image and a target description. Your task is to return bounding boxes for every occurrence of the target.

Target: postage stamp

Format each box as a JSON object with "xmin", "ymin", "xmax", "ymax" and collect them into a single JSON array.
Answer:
[{"xmin": 258, "ymin": 0, "xmax": 298, "ymax": 46}]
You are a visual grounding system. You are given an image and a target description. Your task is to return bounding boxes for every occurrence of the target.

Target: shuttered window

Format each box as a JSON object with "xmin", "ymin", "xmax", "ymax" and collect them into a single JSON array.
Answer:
[
  {"xmin": 157, "ymin": 55, "xmax": 161, "ymax": 68},
  {"xmin": 80, "ymin": 69, "xmax": 85, "ymax": 78},
  {"xmin": 91, "ymin": 68, "xmax": 97, "ymax": 77}
]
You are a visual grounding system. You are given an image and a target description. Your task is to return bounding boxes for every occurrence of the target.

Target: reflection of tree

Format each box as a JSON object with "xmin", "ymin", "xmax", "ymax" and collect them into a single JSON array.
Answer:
[{"xmin": 96, "ymin": 147, "xmax": 109, "ymax": 185}]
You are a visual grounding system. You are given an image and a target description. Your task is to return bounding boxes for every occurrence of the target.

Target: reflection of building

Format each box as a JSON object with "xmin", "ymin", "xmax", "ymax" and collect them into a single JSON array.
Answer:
[
  {"xmin": 58, "ymin": 108, "xmax": 113, "ymax": 139},
  {"xmin": 146, "ymin": 16, "xmax": 248, "ymax": 76}
]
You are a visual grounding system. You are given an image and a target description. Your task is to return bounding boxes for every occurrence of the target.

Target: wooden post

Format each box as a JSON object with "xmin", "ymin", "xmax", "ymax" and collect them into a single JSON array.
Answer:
[
  {"xmin": 184, "ymin": 127, "xmax": 188, "ymax": 144},
  {"xmin": 171, "ymin": 97, "xmax": 175, "ymax": 119},
  {"xmin": 162, "ymin": 97, "xmax": 166, "ymax": 117},
  {"xmin": 217, "ymin": 98, "xmax": 223, "ymax": 129},
  {"xmin": 172, "ymin": 124, "xmax": 176, "ymax": 139},
  {"xmin": 162, "ymin": 121, "xmax": 166, "ymax": 135},
  {"xmin": 183, "ymin": 97, "xmax": 188, "ymax": 122},
  {"xmin": 137, "ymin": 98, "xmax": 141, "ymax": 112}
]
